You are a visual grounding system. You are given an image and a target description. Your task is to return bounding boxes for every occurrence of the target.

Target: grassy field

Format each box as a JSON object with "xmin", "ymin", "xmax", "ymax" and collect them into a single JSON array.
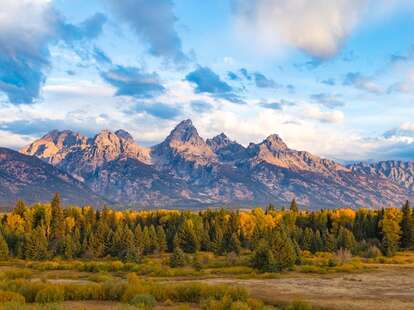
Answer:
[{"xmin": 1, "ymin": 251, "xmax": 414, "ymax": 309}]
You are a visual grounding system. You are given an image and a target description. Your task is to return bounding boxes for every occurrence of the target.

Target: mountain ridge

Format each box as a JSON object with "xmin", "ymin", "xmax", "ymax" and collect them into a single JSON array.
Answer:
[{"xmin": 14, "ymin": 119, "xmax": 414, "ymax": 209}]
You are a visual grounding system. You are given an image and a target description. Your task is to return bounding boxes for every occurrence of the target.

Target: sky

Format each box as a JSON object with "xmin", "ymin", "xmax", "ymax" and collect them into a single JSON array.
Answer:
[{"xmin": 1, "ymin": 0, "xmax": 414, "ymax": 162}]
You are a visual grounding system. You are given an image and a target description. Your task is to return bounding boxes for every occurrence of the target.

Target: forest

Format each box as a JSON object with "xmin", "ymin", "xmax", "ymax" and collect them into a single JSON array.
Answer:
[
  {"xmin": 0, "ymin": 194, "xmax": 413, "ymax": 309},
  {"xmin": 0, "ymin": 194, "xmax": 411, "ymax": 269}
]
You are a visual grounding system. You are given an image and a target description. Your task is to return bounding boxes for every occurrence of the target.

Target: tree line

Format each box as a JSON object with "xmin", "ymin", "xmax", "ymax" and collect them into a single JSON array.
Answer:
[{"xmin": 0, "ymin": 194, "xmax": 413, "ymax": 271}]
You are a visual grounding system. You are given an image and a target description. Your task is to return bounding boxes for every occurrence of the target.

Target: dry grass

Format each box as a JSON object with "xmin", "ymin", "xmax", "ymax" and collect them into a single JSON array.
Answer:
[{"xmin": 200, "ymin": 265, "xmax": 414, "ymax": 310}]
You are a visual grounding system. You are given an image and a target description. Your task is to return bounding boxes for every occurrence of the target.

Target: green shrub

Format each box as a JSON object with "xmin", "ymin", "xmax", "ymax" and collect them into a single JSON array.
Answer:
[
  {"xmin": 0, "ymin": 291, "xmax": 25, "ymax": 303},
  {"xmin": 63, "ymin": 283, "xmax": 104, "ymax": 301},
  {"xmin": 129, "ymin": 293, "xmax": 156, "ymax": 308},
  {"xmin": 4, "ymin": 269, "xmax": 32, "ymax": 280},
  {"xmin": 230, "ymin": 301, "xmax": 251, "ymax": 310},
  {"xmin": 169, "ymin": 247, "xmax": 186, "ymax": 268},
  {"xmin": 102, "ymin": 280, "xmax": 126, "ymax": 301},
  {"xmin": 35, "ymin": 286, "xmax": 64, "ymax": 303},
  {"xmin": 88, "ymin": 272, "xmax": 113, "ymax": 283},
  {"xmin": 2, "ymin": 279, "xmax": 46, "ymax": 302},
  {"xmin": 247, "ymin": 297, "xmax": 265, "ymax": 310},
  {"xmin": 285, "ymin": 300, "xmax": 312, "ymax": 310},
  {"xmin": 365, "ymin": 246, "xmax": 382, "ymax": 258}
]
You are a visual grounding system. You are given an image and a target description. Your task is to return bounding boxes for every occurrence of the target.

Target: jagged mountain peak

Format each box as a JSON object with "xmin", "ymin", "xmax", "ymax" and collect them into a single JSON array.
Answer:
[
  {"xmin": 262, "ymin": 134, "xmax": 288, "ymax": 151},
  {"xmin": 165, "ymin": 119, "xmax": 204, "ymax": 145},
  {"xmin": 93, "ymin": 129, "xmax": 120, "ymax": 145},
  {"xmin": 207, "ymin": 133, "xmax": 248, "ymax": 162},
  {"xmin": 115, "ymin": 129, "xmax": 134, "ymax": 142},
  {"xmin": 207, "ymin": 133, "xmax": 231, "ymax": 149},
  {"xmin": 41, "ymin": 129, "xmax": 86, "ymax": 148}
]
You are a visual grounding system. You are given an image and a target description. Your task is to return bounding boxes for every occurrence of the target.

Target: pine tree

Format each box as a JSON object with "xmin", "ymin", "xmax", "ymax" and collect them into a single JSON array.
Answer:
[
  {"xmin": 337, "ymin": 227, "xmax": 356, "ymax": 251},
  {"xmin": 63, "ymin": 234, "xmax": 75, "ymax": 259},
  {"xmin": 271, "ymin": 231, "xmax": 297, "ymax": 271},
  {"xmin": 302, "ymin": 228, "xmax": 314, "ymax": 251},
  {"xmin": 148, "ymin": 225, "xmax": 158, "ymax": 254},
  {"xmin": 227, "ymin": 233, "xmax": 241, "ymax": 254},
  {"xmin": 13, "ymin": 199, "xmax": 27, "ymax": 217},
  {"xmin": 25, "ymin": 226, "xmax": 49, "ymax": 260},
  {"xmin": 141, "ymin": 226, "xmax": 151, "ymax": 254},
  {"xmin": 134, "ymin": 225, "xmax": 144, "ymax": 254},
  {"xmin": 311, "ymin": 230, "xmax": 323, "ymax": 253},
  {"xmin": 400, "ymin": 201, "xmax": 414, "ymax": 248},
  {"xmin": 156, "ymin": 226, "xmax": 167, "ymax": 253},
  {"xmin": 290, "ymin": 199, "xmax": 298, "ymax": 212},
  {"xmin": 178, "ymin": 220, "xmax": 200, "ymax": 253},
  {"xmin": 251, "ymin": 240, "xmax": 276, "ymax": 272},
  {"xmin": 50, "ymin": 193, "xmax": 64, "ymax": 256},
  {"xmin": 380, "ymin": 210, "xmax": 401, "ymax": 256},
  {"xmin": 169, "ymin": 246, "xmax": 186, "ymax": 268},
  {"xmin": 0, "ymin": 233, "xmax": 9, "ymax": 260},
  {"xmin": 125, "ymin": 227, "xmax": 141, "ymax": 262}
]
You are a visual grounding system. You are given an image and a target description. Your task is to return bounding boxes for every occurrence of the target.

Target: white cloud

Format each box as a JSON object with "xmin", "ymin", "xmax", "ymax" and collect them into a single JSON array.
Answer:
[
  {"xmin": 302, "ymin": 105, "xmax": 344, "ymax": 123},
  {"xmin": 232, "ymin": 0, "xmax": 413, "ymax": 58}
]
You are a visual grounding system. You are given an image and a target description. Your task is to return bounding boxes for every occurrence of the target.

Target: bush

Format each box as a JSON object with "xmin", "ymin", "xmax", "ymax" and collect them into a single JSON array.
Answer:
[
  {"xmin": 364, "ymin": 246, "xmax": 382, "ymax": 258},
  {"xmin": 35, "ymin": 286, "xmax": 64, "ymax": 303},
  {"xmin": 247, "ymin": 297, "xmax": 265, "ymax": 310},
  {"xmin": 2, "ymin": 279, "xmax": 46, "ymax": 302},
  {"xmin": 129, "ymin": 293, "xmax": 156, "ymax": 308},
  {"xmin": 285, "ymin": 300, "xmax": 312, "ymax": 310},
  {"xmin": 63, "ymin": 283, "xmax": 104, "ymax": 300},
  {"xmin": 88, "ymin": 272, "xmax": 113, "ymax": 283},
  {"xmin": 0, "ymin": 291, "xmax": 25, "ymax": 304},
  {"xmin": 4, "ymin": 269, "xmax": 32, "ymax": 280}
]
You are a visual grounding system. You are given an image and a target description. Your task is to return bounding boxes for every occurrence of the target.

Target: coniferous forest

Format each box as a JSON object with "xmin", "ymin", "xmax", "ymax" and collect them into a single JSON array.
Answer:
[{"xmin": 1, "ymin": 194, "xmax": 411, "ymax": 271}]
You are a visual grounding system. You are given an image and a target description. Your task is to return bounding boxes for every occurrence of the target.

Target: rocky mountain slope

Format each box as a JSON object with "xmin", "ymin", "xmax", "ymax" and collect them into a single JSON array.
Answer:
[
  {"xmin": 350, "ymin": 161, "xmax": 414, "ymax": 191},
  {"xmin": 0, "ymin": 147, "xmax": 107, "ymax": 208},
  {"xmin": 18, "ymin": 119, "xmax": 414, "ymax": 209}
]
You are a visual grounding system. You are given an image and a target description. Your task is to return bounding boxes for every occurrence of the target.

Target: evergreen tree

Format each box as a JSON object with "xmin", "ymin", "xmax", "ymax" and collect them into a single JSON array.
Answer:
[
  {"xmin": 142, "ymin": 226, "xmax": 151, "ymax": 254},
  {"xmin": 251, "ymin": 240, "xmax": 276, "ymax": 272},
  {"xmin": 380, "ymin": 210, "xmax": 401, "ymax": 256},
  {"xmin": 169, "ymin": 246, "xmax": 186, "ymax": 268},
  {"xmin": 50, "ymin": 193, "xmax": 64, "ymax": 240},
  {"xmin": 125, "ymin": 227, "xmax": 141, "ymax": 262},
  {"xmin": 271, "ymin": 231, "xmax": 297, "ymax": 271},
  {"xmin": 311, "ymin": 230, "xmax": 323, "ymax": 253},
  {"xmin": 290, "ymin": 199, "xmax": 299, "ymax": 212},
  {"xmin": 13, "ymin": 199, "xmax": 27, "ymax": 217},
  {"xmin": 400, "ymin": 201, "xmax": 414, "ymax": 248},
  {"xmin": 0, "ymin": 233, "xmax": 9, "ymax": 260},
  {"xmin": 156, "ymin": 226, "xmax": 167, "ymax": 253},
  {"xmin": 178, "ymin": 220, "xmax": 200, "ymax": 253},
  {"xmin": 63, "ymin": 234, "xmax": 75, "ymax": 259},
  {"xmin": 302, "ymin": 228, "xmax": 314, "ymax": 251},
  {"xmin": 25, "ymin": 226, "xmax": 49, "ymax": 260},
  {"xmin": 337, "ymin": 227, "xmax": 356, "ymax": 251}
]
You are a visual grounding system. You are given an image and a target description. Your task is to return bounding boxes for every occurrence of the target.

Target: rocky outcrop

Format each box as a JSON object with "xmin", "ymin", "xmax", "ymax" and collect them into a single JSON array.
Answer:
[{"xmin": 17, "ymin": 119, "xmax": 414, "ymax": 209}]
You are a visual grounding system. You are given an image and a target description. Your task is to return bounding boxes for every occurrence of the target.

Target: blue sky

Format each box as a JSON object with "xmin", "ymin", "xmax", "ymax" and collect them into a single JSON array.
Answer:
[{"xmin": 1, "ymin": 0, "xmax": 414, "ymax": 162}]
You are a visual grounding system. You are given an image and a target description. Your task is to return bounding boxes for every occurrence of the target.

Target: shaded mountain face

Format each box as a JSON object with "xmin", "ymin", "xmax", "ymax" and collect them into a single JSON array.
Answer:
[
  {"xmin": 17, "ymin": 120, "xmax": 414, "ymax": 209},
  {"xmin": 206, "ymin": 133, "xmax": 248, "ymax": 162},
  {"xmin": 0, "ymin": 147, "xmax": 107, "ymax": 208}
]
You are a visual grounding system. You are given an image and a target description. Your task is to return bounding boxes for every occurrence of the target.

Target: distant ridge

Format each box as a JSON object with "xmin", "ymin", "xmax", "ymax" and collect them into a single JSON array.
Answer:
[
  {"xmin": 13, "ymin": 119, "xmax": 414, "ymax": 209},
  {"xmin": 0, "ymin": 147, "xmax": 108, "ymax": 208}
]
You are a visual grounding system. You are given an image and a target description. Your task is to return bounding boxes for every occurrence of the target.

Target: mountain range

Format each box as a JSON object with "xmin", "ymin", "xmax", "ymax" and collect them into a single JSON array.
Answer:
[{"xmin": 0, "ymin": 119, "xmax": 413, "ymax": 209}]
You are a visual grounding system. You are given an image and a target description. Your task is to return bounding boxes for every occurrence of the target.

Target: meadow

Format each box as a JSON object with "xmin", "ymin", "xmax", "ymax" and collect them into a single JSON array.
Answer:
[{"xmin": 0, "ymin": 250, "xmax": 414, "ymax": 309}]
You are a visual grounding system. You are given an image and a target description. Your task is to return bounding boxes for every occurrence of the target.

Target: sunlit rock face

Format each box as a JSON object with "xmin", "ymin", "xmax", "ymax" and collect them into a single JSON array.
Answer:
[{"xmin": 19, "ymin": 119, "xmax": 414, "ymax": 209}]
